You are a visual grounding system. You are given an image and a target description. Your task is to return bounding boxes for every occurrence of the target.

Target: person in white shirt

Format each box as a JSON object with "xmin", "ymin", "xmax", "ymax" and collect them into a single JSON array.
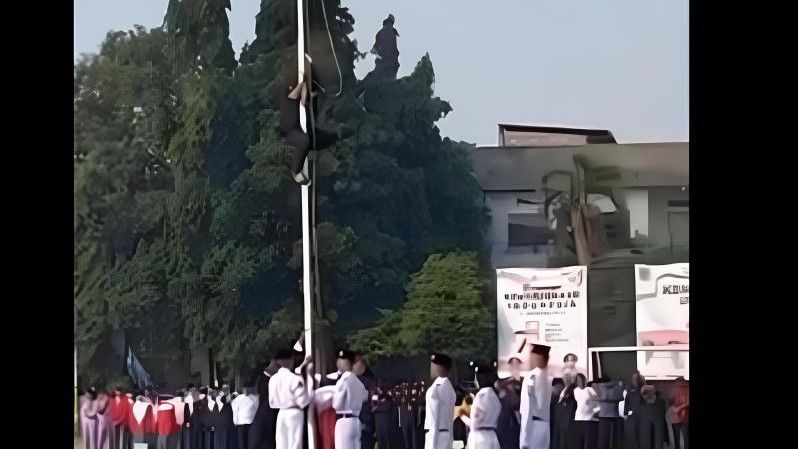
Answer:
[
  {"xmin": 462, "ymin": 362, "xmax": 501, "ymax": 449},
  {"xmin": 231, "ymin": 385, "xmax": 259, "ymax": 449},
  {"xmin": 269, "ymin": 348, "xmax": 314, "ymax": 449},
  {"xmin": 333, "ymin": 349, "xmax": 369, "ymax": 449},
  {"xmin": 519, "ymin": 344, "xmax": 552, "ymax": 449},
  {"xmin": 570, "ymin": 374, "xmax": 599, "ymax": 449},
  {"xmin": 424, "ymin": 353, "xmax": 457, "ymax": 449}
]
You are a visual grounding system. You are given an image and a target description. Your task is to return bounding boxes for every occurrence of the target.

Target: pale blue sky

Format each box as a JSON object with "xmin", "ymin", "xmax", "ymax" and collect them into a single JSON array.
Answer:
[{"xmin": 74, "ymin": 0, "xmax": 688, "ymax": 145}]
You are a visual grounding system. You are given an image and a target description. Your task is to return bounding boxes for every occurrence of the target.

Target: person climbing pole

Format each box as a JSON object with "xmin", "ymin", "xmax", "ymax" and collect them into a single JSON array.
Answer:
[{"xmin": 277, "ymin": 76, "xmax": 353, "ymax": 184}]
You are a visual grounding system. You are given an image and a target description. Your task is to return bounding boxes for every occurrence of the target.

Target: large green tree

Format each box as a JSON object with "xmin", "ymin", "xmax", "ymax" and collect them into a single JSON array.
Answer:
[
  {"xmin": 348, "ymin": 251, "xmax": 496, "ymax": 362},
  {"xmin": 74, "ymin": 0, "xmax": 489, "ymax": 385}
]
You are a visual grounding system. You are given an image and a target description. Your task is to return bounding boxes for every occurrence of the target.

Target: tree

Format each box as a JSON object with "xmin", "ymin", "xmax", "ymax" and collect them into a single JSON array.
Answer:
[
  {"xmin": 348, "ymin": 251, "xmax": 496, "ymax": 363},
  {"xmin": 74, "ymin": 0, "xmax": 490, "ymax": 384},
  {"xmin": 74, "ymin": 26, "xmax": 177, "ymax": 381}
]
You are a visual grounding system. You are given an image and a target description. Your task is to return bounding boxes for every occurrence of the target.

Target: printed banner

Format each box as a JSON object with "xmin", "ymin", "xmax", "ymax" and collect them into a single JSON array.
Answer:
[
  {"xmin": 496, "ymin": 266, "xmax": 588, "ymax": 379},
  {"xmin": 635, "ymin": 263, "xmax": 689, "ymax": 379}
]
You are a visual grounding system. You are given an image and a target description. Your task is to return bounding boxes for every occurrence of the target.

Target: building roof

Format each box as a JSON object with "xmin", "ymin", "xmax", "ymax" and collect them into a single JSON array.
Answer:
[
  {"xmin": 472, "ymin": 142, "xmax": 689, "ymax": 191},
  {"xmin": 498, "ymin": 124, "xmax": 617, "ymax": 147}
]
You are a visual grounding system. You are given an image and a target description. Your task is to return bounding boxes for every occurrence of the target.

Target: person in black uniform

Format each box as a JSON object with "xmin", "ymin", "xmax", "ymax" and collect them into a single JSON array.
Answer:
[
  {"xmin": 248, "ymin": 353, "xmax": 285, "ymax": 449},
  {"xmin": 622, "ymin": 372, "xmax": 645, "ymax": 449},
  {"xmin": 495, "ymin": 357, "xmax": 522, "ymax": 449},
  {"xmin": 387, "ymin": 386, "xmax": 405, "ymax": 449},
  {"xmin": 594, "ymin": 378, "xmax": 625, "ymax": 449},
  {"xmin": 551, "ymin": 375, "xmax": 577, "ymax": 449},
  {"xmin": 356, "ymin": 354, "xmax": 377, "ymax": 449},
  {"xmin": 636, "ymin": 386, "xmax": 666, "ymax": 449},
  {"xmin": 398, "ymin": 383, "xmax": 419, "ymax": 449},
  {"xmin": 277, "ymin": 78, "xmax": 349, "ymax": 185},
  {"xmin": 372, "ymin": 386, "xmax": 394, "ymax": 449}
]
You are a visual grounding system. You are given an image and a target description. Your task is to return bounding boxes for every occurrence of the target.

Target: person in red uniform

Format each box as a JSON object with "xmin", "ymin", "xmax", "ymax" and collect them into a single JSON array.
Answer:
[
  {"xmin": 157, "ymin": 396, "xmax": 181, "ymax": 449},
  {"xmin": 129, "ymin": 392, "xmax": 155, "ymax": 446},
  {"xmin": 667, "ymin": 378, "xmax": 688, "ymax": 449},
  {"xmin": 109, "ymin": 388, "xmax": 132, "ymax": 449}
]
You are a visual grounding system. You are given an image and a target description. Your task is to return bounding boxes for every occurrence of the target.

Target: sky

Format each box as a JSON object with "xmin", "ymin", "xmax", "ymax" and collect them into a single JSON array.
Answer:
[{"xmin": 74, "ymin": 0, "xmax": 688, "ymax": 146}]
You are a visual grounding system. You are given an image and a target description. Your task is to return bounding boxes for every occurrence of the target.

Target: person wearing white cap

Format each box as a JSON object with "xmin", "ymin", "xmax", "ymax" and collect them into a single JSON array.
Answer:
[
  {"xmin": 519, "ymin": 344, "xmax": 552, "ymax": 449},
  {"xmin": 333, "ymin": 349, "xmax": 369, "ymax": 449}
]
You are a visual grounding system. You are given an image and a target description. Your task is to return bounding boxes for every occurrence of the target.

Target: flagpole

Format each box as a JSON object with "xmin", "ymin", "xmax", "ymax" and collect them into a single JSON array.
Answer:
[{"xmin": 297, "ymin": 1, "xmax": 317, "ymax": 449}]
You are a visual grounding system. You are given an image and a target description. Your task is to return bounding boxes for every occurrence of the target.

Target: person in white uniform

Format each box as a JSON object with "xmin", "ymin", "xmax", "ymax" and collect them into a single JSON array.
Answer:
[
  {"xmin": 333, "ymin": 349, "xmax": 369, "ymax": 449},
  {"xmin": 424, "ymin": 353, "xmax": 457, "ymax": 449},
  {"xmin": 268, "ymin": 348, "xmax": 313, "ymax": 449},
  {"xmin": 519, "ymin": 344, "xmax": 552, "ymax": 449},
  {"xmin": 463, "ymin": 362, "xmax": 502, "ymax": 449},
  {"xmin": 231, "ymin": 385, "xmax": 259, "ymax": 449}
]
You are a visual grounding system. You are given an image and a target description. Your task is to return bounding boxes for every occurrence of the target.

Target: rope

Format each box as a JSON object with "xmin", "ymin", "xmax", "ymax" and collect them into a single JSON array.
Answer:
[{"xmin": 315, "ymin": 0, "xmax": 343, "ymax": 97}]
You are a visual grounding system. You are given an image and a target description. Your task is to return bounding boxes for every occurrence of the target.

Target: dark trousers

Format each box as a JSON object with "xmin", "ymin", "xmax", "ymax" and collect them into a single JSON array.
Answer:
[
  {"xmin": 637, "ymin": 420, "xmax": 664, "ymax": 449},
  {"xmin": 568, "ymin": 420, "xmax": 598, "ymax": 449},
  {"xmin": 247, "ymin": 410, "xmax": 277, "ymax": 449},
  {"xmin": 671, "ymin": 424, "xmax": 687, "ymax": 449},
  {"xmin": 116, "ymin": 424, "xmax": 133, "ymax": 449},
  {"xmin": 361, "ymin": 422, "xmax": 375, "ymax": 449},
  {"xmin": 375, "ymin": 412, "xmax": 392, "ymax": 449},
  {"xmin": 623, "ymin": 416, "xmax": 639, "ymax": 449},
  {"xmin": 280, "ymin": 93, "xmax": 340, "ymax": 175},
  {"xmin": 158, "ymin": 434, "xmax": 179, "ymax": 449},
  {"xmin": 597, "ymin": 418, "xmax": 624, "ymax": 449},
  {"xmin": 552, "ymin": 418, "xmax": 573, "ymax": 449},
  {"xmin": 399, "ymin": 408, "xmax": 419, "ymax": 449},
  {"xmin": 236, "ymin": 425, "xmax": 251, "ymax": 449}
]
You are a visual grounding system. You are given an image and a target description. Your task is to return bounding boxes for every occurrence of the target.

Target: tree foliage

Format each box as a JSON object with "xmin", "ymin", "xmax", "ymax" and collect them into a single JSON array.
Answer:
[
  {"xmin": 75, "ymin": 0, "xmax": 488, "ymax": 385},
  {"xmin": 348, "ymin": 251, "xmax": 495, "ymax": 362}
]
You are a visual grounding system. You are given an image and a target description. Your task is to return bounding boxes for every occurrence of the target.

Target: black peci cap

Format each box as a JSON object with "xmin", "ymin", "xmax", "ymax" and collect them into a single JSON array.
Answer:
[
  {"xmin": 430, "ymin": 353, "xmax": 453, "ymax": 370},
  {"xmin": 273, "ymin": 348, "xmax": 294, "ymax": 361},
  {"xmin": 336, "ymin": 349, "xmax": 357, "ymax": 363}
]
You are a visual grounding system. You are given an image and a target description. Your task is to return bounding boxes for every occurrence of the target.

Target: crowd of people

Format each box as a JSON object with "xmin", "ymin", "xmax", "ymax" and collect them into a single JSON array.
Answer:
[{"xmin": 77, "ymin": 344, "xmax": 688, "ymax": 449}]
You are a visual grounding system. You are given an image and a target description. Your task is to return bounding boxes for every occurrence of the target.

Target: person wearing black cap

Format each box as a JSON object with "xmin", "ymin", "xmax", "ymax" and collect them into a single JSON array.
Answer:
[
  {"xmin": 424, "ymin": 353, "xmax": 457, "ymax": 449},
  {"xmin": 333, "ymin": 349, "xmax": 369, "ymax": 449},
  {"xmin": 268, "ymin": 348, "xmax": 313, "ymax": 449},
  {"xmin": 463, "ymin": 362, "xmax": 502, "ymax": 449},
  {"xmin": 519, "ymin": 344, "xmax": 552, "ymax": 449}
]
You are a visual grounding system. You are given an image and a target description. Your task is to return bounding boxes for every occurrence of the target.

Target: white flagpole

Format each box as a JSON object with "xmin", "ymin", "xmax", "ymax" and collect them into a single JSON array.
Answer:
[
  {"xmin": 297, "ymin": 1, "xmax": 317, "ymax": 449},
  {"xmin": 297, "ymin": 0, "xmax": 312, "ymax": 360}
]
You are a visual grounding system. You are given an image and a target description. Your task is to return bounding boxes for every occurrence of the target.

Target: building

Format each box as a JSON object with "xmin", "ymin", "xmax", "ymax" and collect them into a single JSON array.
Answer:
[{"xmin": 473, "ymin": 124, "xmax": 689, "ymax": 379}]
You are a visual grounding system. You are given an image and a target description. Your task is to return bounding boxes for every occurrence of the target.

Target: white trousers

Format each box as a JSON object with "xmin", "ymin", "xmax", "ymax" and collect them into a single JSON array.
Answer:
[
  {"xmin": 520, "ymin": 420, "xmax": 550, "ymax": 449},
  {"xmin": 276, "ymin": 408, "xmax": 305, "ymax": 449},
  {"xmin": 334, "ymin": 416, "xmax": 361, "ymax": 449},
  {"xmin": 424, "ymin": 430, "xmax": 453, "ymax": 449},
  {"xmin": 467, "ymin": 429, "xmax": 500, "ymax": 449}
]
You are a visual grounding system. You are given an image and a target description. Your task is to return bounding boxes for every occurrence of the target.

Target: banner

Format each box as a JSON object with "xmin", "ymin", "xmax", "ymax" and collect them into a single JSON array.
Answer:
[
  {"xmin": 496, "ymin": 266, "xmax": 588, "ymax": 379},
  {"xmin": 635, "ymin": 263, "xmax": 689, "ymax": 379}
]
